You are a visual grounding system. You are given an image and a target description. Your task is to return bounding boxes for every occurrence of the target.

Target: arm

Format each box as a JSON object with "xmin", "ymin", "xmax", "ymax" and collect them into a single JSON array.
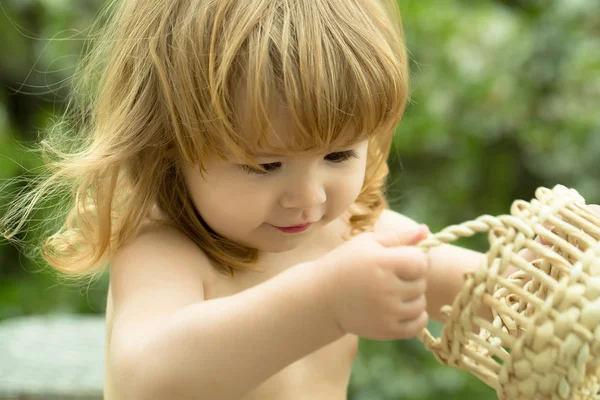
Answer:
[
  {"xmin": 109, "ymin": 227, "xmax": 343, "ymax": 400},
  {"xmin": 426, "ymin": 243, "xmax": 490, "ymax": 322}
]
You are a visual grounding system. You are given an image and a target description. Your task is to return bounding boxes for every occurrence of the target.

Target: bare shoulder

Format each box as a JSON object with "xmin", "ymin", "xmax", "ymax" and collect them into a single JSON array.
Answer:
[
  {"xmin": 374, "ymin": 208, "xmax": 420, "ymax": 233},
  {"xmin": 109, "ymin": 224, "xmax": 215, "ymax": 340}
]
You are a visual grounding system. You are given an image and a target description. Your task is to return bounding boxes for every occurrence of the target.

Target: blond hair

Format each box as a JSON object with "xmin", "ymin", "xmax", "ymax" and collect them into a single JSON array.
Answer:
[{"xmin": 1, "ymin": 0, "xmax": 409, "ymax": 280}]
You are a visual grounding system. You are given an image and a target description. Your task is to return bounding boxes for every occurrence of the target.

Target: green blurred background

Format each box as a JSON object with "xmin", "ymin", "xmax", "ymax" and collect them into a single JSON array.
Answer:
[{"xmin": 0, "ymin": 0, "xmax": 599, "ymax": 399}]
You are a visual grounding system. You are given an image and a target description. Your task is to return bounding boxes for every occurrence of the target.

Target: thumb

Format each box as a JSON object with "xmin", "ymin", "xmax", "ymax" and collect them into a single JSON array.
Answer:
[{"xmin": 374, "ymin": 224, "xmax": 430, "ymax": 247}]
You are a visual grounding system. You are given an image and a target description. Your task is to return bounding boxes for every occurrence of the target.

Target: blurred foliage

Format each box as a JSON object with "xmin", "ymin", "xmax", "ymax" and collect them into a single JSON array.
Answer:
[{"xmin": 0, "ymin": 0, "xmax": 599, "ymax": 399}]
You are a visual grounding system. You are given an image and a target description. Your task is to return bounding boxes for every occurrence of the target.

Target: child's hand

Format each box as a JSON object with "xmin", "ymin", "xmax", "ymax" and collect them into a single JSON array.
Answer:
[{"xmin": 316, "ymin": 225, "xmax": 430, "ymax": 341}]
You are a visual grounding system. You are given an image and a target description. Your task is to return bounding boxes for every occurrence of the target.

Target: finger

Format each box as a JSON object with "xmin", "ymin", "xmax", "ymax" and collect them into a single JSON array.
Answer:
[
  {"xmin": 383, "ymin": 246, "xmax": 428, "ymax": 280},
  {"xmin": 394, "ymin": 311, "xmax": 429, "ymax": 339},
  {"xmin": 398, "ymin": 278, "xmax": 426, "ymax": 301},
  {"xmin": 374, "ymin": 224, "xmax": 429, "ymax": 248},
  {"xmin": 398, "ymin": 295, "xmax": 427, "ymax": 320}
]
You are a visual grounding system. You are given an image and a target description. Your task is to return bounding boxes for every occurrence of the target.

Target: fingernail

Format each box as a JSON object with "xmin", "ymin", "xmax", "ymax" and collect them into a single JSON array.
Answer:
[
  {"xmin": 416, "ymin": 224, "xmax": 430, "ymax": 239},
  {"xmin": 411, "ymin": 225, "xmax": 429, "ymax": 243}
]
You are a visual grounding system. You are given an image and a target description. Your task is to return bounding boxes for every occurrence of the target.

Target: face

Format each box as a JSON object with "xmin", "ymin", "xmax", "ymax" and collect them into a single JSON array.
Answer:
[{"xmin": 181, "ymin": 108, "xmax": 369, "ymax": 254}]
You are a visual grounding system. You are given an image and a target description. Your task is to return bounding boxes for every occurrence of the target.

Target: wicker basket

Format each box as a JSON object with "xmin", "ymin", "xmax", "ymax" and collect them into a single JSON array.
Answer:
[{"xmin": 417, "ymin": 185, "xmax": 600, "ymax": 400}]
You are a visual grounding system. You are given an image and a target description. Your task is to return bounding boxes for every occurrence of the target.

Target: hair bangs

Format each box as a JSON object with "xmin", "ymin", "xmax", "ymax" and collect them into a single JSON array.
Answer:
[{"xmin": 167, "ymin": 0, "xmax": 408, "ymax": 169}]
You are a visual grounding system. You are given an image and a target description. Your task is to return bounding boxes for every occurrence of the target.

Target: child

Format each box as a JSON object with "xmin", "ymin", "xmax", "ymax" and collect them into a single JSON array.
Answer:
[{"xmin": 0, "ymin": 0, "xmax": 508, "ymax": 399}]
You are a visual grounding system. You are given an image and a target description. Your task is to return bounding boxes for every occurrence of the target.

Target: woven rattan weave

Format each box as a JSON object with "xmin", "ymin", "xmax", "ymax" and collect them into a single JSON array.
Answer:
[{"xmin": 417, "ymin": 185, "xmax": 600, "ymax": 400}]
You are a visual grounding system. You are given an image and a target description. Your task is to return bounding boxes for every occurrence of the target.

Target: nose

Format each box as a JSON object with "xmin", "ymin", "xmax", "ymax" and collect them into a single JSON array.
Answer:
[{"xmin": 279, "ymin": 176, "xmax": 326, "ymax": 210}]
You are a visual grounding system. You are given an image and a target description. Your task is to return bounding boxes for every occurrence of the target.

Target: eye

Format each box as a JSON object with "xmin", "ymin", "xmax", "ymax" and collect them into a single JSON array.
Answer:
[
  {"xmin": 324, "ymin": 150, "xmax": 358, "ymax": 163},
  {"xmin": 239, "ymin": 162, "xmax": 281, "ymax": 175}
]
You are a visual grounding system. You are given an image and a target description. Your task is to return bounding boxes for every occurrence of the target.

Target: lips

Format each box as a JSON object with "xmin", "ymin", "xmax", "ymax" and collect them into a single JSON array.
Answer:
[{"xmin": 273, "ymin": 223, "xmax": 312, "ymax": 233}]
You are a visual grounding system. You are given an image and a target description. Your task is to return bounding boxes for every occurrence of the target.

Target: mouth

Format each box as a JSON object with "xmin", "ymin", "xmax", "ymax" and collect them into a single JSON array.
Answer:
[{"xmin": 272, "ymin": 223, "xmax": 313, "ymax": 233}]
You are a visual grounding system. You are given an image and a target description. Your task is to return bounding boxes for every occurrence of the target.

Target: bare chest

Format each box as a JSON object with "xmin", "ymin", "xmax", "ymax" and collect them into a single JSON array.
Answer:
[{"xmin": 205, "ymin": 226, "xmax": 356, "ymax": 399}]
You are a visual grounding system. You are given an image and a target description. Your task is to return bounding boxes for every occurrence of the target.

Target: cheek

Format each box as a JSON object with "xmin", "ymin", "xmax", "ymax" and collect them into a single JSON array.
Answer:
[
  {"xmin": 188, "ymin": 178, "xmax": 273, "ymax": 230},
  {"xmin": 327, "ymin": 163, "xmax": 367, "ymax": 210}
]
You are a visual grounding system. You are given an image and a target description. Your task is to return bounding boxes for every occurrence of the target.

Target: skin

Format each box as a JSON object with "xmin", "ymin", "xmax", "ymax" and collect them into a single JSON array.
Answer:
[
  {"xmin": 106, "ymin": 102, "xmax": 600, "ymax": 399},
  {"xmin": 181, "ymin": 139, "xmax": 369, "ymax": 254},
  {"xmin": 106, "ymin": 100, "xmax": 483, "ymax": 399},
  {"xmin": 181, "ymin": 96, "xmax": 370, "ymax": 254},
  {"xmin": 106, "ymin": 212, "xmax": 445, "ymax": 400}
]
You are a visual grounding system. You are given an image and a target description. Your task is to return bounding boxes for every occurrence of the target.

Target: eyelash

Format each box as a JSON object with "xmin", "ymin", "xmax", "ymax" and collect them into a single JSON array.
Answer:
[{"xmin": 239, "ymin": 150, "xmax": 358, "ymax": 175}]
